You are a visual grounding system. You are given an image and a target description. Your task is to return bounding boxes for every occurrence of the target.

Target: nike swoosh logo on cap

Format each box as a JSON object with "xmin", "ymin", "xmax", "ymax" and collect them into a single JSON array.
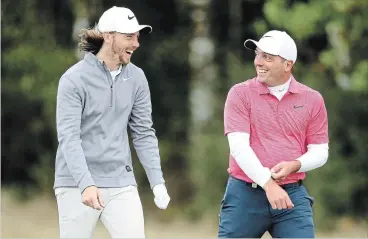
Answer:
[{"xmin": 128, "ymin": 15, "xmax": 135, "ymax": 20}]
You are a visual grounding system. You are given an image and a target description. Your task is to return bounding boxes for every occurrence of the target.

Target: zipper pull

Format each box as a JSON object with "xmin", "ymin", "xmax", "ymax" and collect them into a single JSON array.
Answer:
[{"xmin": 110, "ymin": 85, "xmax": 113, "ymax": 107}]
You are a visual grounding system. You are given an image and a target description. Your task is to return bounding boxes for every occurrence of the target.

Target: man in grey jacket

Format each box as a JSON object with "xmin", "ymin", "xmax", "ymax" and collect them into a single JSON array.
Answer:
[{"xmin": 54, "ymin": 6, "xmax": 170, "ymax": 238}]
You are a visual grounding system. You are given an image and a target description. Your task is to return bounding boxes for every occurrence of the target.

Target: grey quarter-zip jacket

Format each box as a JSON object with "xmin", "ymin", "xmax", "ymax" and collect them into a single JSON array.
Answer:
[{"xmin": 54, "ymin": 52, "xmax": 165, "ymax": 193}]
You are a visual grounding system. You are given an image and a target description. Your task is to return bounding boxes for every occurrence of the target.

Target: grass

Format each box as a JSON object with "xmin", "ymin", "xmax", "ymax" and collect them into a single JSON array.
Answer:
[{"xmin": 1, "ymin": 189, "xmax": 367, "ymax": 238}]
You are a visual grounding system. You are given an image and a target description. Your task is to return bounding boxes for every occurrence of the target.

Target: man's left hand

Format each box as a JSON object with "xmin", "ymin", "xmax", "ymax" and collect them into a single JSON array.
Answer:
[
  {"xmin": 153, "ymin": 184, "xmax": 170, "ymax": 210},
  {"xmin": 271, "ymin": 161, "xmax": 301, "ymax": 182}
]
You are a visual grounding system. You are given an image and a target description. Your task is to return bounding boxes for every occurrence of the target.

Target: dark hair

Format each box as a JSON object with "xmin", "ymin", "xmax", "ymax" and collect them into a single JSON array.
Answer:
[{"xmin": 78, "ymin": 26, "xmax": 104, "ymax": 55}]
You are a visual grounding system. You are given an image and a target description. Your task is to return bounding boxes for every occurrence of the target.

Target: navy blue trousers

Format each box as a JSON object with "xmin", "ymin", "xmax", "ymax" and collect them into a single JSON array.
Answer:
[{"xmin": 218, "ymin": 176, "xmax": 315, "ymax": 238}]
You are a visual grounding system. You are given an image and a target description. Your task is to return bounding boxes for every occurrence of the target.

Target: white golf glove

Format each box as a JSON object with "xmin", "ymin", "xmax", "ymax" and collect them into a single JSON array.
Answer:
[{"xmin": 152, "ymin": 184, "xmax": 170, "ymax": 210}]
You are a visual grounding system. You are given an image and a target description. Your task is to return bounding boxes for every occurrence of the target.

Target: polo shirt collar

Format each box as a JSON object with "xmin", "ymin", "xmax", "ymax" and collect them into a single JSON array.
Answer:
[
  {"xmin": 257, "ymin": 75, "xmax": 301, "ymax": 94},
  {"xmin": 288, "ymin": 75, "xmax": 301, "ymax": 93}
]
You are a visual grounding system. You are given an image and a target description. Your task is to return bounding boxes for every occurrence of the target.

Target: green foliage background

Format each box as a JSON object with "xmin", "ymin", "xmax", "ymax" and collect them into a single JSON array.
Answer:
[{"xmin": 2, "ymin": 0, "xmax": 367, "ymax": 232}]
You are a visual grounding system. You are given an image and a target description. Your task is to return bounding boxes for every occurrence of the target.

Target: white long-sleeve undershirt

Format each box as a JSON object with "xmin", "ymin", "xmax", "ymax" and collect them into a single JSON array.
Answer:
[{"xmin": 227, "ymin": 132, "xmax": 329, "ymax": 188}]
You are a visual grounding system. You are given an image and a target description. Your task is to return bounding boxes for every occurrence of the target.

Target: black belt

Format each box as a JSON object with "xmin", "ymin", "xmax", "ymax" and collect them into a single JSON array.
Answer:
[{"xmin": 245, "ymin": 180, "xmax": 303, "ymax": 190}]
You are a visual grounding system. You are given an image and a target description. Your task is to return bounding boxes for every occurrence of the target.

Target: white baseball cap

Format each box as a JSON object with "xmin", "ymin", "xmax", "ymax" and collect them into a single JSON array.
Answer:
[
  {"xmin": 97, "ymin": 6, "xmax": 152, "ymax": 34},
  {"xmin": 244, "ymin": 30, "xmax": 297, "ymax": 63}
]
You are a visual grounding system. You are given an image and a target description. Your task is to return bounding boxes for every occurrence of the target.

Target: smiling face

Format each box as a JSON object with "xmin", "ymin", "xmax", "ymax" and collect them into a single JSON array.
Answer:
[
  {"xmin": 102, "ymin": 31, "xmax": 140, "ymax": 65},
  {"xmin": 113, "ymin": 31, "xmax": 140, "ymax": 64},
  {"xmin": 254, "ymin": 48, "xmax": 293, "ymax": 86}
]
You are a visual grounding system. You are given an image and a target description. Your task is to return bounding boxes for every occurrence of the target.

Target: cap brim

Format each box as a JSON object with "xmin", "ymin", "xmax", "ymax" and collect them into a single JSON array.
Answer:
[
  {"xmin": 244, "ymin": 39, "xmax": 258, "ymax": 51},
  {"xmin": 136, "ymin": 25, "xmax": 152, "ymax": 33},
  {"xmin": 118, "ymin": 25, "xmax": 152, "ymax": 34},
  {"xmin": 244, "ymin": 39, "xmax": 279, "ymax": 56}
]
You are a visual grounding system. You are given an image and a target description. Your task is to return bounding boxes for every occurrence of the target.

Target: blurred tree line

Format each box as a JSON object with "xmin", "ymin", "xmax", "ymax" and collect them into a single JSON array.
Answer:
[{"xmin": 2, "ymin": 0, "xmax": 367, "ymax": 230}]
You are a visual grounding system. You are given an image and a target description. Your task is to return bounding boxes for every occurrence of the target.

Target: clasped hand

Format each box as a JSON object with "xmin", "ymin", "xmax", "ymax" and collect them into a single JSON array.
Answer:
[
  {"xmin": 263, "ymin": 160, "xmax": 301, "ymax": 210},
  {"xmin": 270, "ymin": 160, "xmax": 301, "ymax": 182}
]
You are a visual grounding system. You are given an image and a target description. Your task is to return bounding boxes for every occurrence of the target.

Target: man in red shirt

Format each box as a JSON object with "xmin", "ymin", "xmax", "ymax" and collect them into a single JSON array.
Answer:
[{"xmin": 218, "ymin": 30, "xmax": 329, "ymax": 238}]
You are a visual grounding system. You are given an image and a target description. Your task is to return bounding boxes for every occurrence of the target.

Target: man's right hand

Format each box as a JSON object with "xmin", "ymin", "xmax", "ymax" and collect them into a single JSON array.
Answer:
[
  {"xmin": 81, "ymin": 186, "xmax": 104, "ymax": 210},
  {"xmin": 263, "ymin": 178, "xmax": 294, "ymax": 210}
]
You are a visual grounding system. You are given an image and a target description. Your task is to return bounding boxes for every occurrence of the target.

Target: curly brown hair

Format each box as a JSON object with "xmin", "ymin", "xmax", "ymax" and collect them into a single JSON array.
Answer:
[{"xmin": 78, "ymin": 26, "xmax": 104, "ymax": 55}]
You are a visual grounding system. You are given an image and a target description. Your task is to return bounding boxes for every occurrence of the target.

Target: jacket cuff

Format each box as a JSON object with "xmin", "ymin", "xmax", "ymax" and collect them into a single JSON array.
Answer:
[
  {"xmin": 147, "ymin": 169, "xmax": 165, "ymax": 189},
  {"xmin": 78, "ymin": 172, "xmax": 95, "ymax": 193}
]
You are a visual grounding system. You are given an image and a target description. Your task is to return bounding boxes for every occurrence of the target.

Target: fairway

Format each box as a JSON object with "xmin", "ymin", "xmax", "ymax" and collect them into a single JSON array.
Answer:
[{"xmin": 2, "ymin": 190, "xmax": 367, "ymax": 238}]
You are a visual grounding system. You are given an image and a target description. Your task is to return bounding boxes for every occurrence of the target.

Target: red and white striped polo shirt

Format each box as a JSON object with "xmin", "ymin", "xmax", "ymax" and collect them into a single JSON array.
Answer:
[{"xmin": 224, "ymin": 75, "xmax": 329, "ymax": 184}]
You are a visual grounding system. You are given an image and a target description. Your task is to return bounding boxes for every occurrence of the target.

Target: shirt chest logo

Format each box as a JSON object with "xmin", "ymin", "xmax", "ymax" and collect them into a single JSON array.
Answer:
[{"xmin": 293, "ymin": 105, "xmax": 304, "ymax": 109}]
